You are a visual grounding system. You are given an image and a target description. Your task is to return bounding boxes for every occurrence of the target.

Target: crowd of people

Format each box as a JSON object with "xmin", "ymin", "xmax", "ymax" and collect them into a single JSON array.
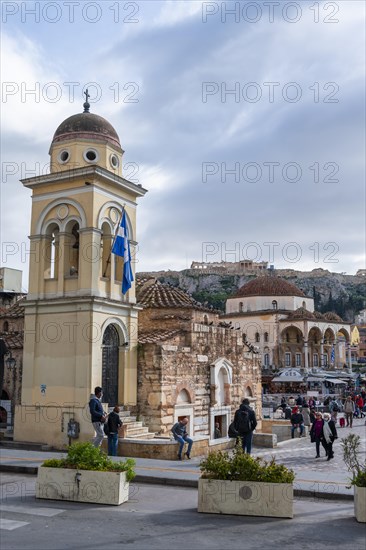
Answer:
[{"xmin": 276, "ymin": 389, "xmax": 366, "ymax": 460}]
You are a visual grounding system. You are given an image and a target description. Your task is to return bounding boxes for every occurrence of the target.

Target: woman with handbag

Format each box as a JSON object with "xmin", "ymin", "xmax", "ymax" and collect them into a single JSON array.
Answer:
[
  {"xmin": 310, "ymin": 412, "xmax": 328, "ymax": 458},
  {"xmin": 322, "ymin": 412, "xmax": 338, "ymax": 461}
]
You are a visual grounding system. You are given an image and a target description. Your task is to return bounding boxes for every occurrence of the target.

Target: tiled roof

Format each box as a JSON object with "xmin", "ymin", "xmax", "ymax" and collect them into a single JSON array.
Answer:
[
  {"xmin": 313, "ymin": 311, "xmax": 326, "ymax": 320},
  {"xmin": 0, "ymin": 332, "xmax": 24, "ymax": 349},
  {"xmin": 138, "ymin": 329, "xmax": 181, "ymax": 344},
  {"xmin": 137, "ymin": 278, "xmax": 215, "ymax": 312},
  {"xmin": 234, "ymin": 276, "xmax": 306, "ymax": 298},
  {"xmin": 286, "ymin": 307, "xmax": 315, "ymax": 321},
  {"xmin": 323, "ymin": 311, "xmax": 344, "ymax": 322},
  {"xmin": 0, "ymin": 298, "xmax": 25, "ymax": 319}
]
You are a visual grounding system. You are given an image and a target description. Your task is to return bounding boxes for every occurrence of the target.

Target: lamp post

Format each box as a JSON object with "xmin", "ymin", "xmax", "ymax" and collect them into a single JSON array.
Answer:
[{"xmin": 5, "ymin": 352, "xmax": 17, "ymax": 431}]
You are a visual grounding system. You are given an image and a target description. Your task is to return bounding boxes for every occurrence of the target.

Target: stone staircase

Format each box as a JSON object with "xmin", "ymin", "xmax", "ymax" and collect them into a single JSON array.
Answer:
[{"xmin": 109, "ymin": 408, "xmax": 156, "ymax": 440}]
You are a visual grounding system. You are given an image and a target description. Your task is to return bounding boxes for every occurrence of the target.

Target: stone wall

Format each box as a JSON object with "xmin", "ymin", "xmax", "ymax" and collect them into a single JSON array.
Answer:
[{"xmin": 137, "ymin": 320, "xmax": 262, "ymax": 438}]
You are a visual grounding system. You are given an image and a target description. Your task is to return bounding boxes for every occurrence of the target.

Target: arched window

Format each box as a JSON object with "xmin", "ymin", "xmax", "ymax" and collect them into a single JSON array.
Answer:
[
  {"xmin": 203, "ymin": 315, "xmax": 208, "ymax": 325},
  {"xmin": 177, "ymin": 389, "xmax": 191, "ymax": 403},
  {"xmin": 44, "ymin": 223, "xmax": 60, "ymax": 279},
  {"xmin": 264, "ymin": 332, "xmax": 269, "ymax": 343},
  {"xmin": 64, "ymin": 220, "xmax": 79, "ymax": 277},
  {"xmin": 264, "ymin": 353, "xmax": 269, "ymax": 367},
  {"xmin": 272, "ymin": 300, "xmax": 278, "ymax": 309},
  {"xmin": 255, "ymin": 332, "xmax": 260, "ymax": 343},
  {"xmin": 242, "ymin": 333, "xmax": 247, "ymax": 343},
  {"xmin": 302, "ymin": 301, "xmax": 306, "ymax": 309},
  {"xmin": 101, "ymin": 222, "xmax": 112, "ymax": 278},
  {"xmin": 239, "ymin": 302, "xmax": 243, "ymax": 313},
  {"xmin": 3, "ymin": 321, "xmax": 9, "ymax": 332}
]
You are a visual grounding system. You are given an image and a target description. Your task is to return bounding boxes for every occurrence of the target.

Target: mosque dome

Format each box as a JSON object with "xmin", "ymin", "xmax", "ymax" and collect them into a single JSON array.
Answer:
[
  {"xmin": 234, "ymin": 276, "xmax": 306, "ymax": 298},
  {"xmin": 51, "ymin": 111, "xmax": 121, "ymax": 150}
]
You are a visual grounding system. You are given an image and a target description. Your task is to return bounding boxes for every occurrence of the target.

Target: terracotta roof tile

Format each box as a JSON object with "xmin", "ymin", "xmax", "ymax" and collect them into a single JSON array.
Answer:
[
  {"xmin": 136, "ymin": 278, "xmax": 216, "ymax": 312},
  {"xmin": 234, "ymin": 276, "xmax": 306, "ymax": 298}
]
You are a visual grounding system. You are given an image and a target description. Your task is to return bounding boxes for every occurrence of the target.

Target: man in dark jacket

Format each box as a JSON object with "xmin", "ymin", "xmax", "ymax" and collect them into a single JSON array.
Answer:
[
  {"xmin": 89, "ymin": 386, "xmax": 107, "ymax": 448},
  {"xmin": 290, "ymin": 406, "xmax": 305, "ymax": 438},
  {"xmin": 234, "ymin": 398, "xmax": 257, "ymax": 454},
  {"xmin": 107, "ymin": 406, "xmax": 122, "ymax": 456},
  {"xmin": 171, "ymin": 417, "xmax": 193, "ymax": 460}
]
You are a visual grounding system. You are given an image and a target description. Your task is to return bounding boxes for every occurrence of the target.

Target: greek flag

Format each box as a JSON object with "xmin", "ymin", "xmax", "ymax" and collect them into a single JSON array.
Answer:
[
  {"xmin": 112, "ymin": 211, "xmax": 134, "ymax": 294},
  {"xmin": 331, "ymin": 346, "xmax": 335, "ymax": 364}
]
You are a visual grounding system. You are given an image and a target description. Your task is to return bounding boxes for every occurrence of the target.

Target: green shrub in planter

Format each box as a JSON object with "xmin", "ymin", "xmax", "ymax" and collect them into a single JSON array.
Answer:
[
  {"xmin": 42, "ymin": 442, "xmax": 136, "ymax": 482},
  {"xmin": 341, "ymin": 434, "xmax": 366, "ymax": 488},
  {"xmin": 200, "ymin": 443, "xmax": 294, "ymax": 483}
]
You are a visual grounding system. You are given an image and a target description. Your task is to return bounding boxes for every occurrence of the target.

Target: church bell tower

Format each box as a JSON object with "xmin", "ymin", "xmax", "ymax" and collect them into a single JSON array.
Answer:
[{"xmin": 14, "ymin": 95, "xmax": 147, "ymax": 447}]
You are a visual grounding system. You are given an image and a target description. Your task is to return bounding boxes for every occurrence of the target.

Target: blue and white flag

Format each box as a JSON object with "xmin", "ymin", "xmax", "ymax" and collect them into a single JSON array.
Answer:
[
  {"xmin": 112, "ymin": 211, "xmax": 134, "ymax": 295},
  {"xmin": 331, "ymin": 345, "xmax": 335, "ymax": 364}
]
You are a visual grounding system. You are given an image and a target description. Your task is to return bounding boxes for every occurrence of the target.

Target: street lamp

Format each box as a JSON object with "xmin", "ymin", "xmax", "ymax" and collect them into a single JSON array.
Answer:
[{"xmin": 5, "ymin": 352, "xmax": 17, "ymax": 431}]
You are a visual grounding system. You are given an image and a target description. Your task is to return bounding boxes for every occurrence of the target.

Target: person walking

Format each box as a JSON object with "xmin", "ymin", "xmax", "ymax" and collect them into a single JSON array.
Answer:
[
  {"xmin": 310, "ymin": 411, "xmax": 328, "ymax": 458},
  {"xmin": 106, "ymin": 406, "xmax": 122, "ymax": 456},
  {"xmin": 171, "ymin": 417, "xmax": 193, "ymax": 460},
  {"xmin": 301, "ymin": 403, "xmax": 311, "ymax": 427},
  {"xmin": 329, "ymin": 398, "xmax": 339, "ymax": 424},
  {"xmin": 233, "ymin": 398, "xmax": 257, "ymax": 454},
  {"xmin": 290, "ymin": 406, "xmax": 305, "ymax": 438},
  {"xmin": 322, "ymin": 412, "xmax": 338, "ymax": 460},
  {"xmin": 89, "ymin": 386, "xmax": 107, "ymax": 448},
  {"xmin": 344, "ymin": 396, "xmax": 355, "ymax": 427},
  {"xmin": 356, "ymin": 395, "xmax": 365, "ymax": 418}
]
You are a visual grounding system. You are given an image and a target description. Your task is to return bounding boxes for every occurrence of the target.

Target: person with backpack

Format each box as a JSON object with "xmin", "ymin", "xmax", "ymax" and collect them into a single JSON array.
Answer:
[
  {"xmin": 233, "ymin": 398, "xmax": 257, "ymax": 455},
  {"xmin": 106, "ymin": 406, "xmax": 122, "ymax": 456},
  {"xmin": 329, "ymin": 398, "xmax": 339, "ymax": 424}
]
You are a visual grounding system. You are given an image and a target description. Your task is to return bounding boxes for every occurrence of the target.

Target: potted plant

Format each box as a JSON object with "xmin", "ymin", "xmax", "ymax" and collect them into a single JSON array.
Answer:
[
  {"xmin": 198, "ymin": 443, "xmax": 295, "ymax": 518},
  {"xmin": 36, "ymin": 442, "xmax": 135, "ymax": 505},
  {"xmin": 341, "ymin": 434, "xmax": 366, "ymax": 523}
]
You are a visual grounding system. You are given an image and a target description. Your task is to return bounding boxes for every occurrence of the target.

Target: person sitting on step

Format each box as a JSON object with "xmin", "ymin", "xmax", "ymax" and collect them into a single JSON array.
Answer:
[{"xmin": 171, "ymin": 417, "xmax": 193, "ymax": 460}]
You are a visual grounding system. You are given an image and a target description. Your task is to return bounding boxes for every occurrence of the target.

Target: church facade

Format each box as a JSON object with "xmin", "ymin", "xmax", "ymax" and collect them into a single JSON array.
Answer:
[{"xmin": 14, "ymin": 99, "xmax": 147, "ymax": 447}]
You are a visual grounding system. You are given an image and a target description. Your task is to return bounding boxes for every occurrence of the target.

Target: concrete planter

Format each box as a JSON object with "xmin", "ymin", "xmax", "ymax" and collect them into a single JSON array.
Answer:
[
  {"xmin": 198, "ymin": 479, "xmax": 293, "ymax": 518},
  {"xmin": 36, "ymin": 466, "xmax": 129, "ymax": 505},
  {"xmin": 354, "ymin": 486, "xmax": 366, "ymax": 523}
]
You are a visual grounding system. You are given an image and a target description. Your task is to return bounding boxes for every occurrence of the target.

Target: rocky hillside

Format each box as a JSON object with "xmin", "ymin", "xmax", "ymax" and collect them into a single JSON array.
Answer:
[{"xmin": 137, "ymin": 268, "xmax": 366, "ymax": 322}]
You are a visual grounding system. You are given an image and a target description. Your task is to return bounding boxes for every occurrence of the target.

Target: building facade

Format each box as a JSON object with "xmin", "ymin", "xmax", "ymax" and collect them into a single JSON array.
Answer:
[
  {"xmin": 222, "ymin": 275, "xmax": 352, "ymax": 373},
  {"xmin": 136, "ymin": 278, "xmax": 262, "ymax": 440},
  {"xmin": 14, "ymin": 101, "xmax": 147, "ymax": 447}
]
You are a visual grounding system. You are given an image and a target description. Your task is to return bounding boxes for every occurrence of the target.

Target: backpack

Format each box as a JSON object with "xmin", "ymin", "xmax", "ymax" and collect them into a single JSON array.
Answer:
[
  {"xmin": 332, "ymin": 403, "xmax": 339, "ymax": 412},
  {"xmin": 103, "ymin": 420, "xmax": 110, "ymax": 436},
  {"xmin": 228, "ymin": 421, "xmax": 239, "ymax": 438},
  {"xmin": 236, "ymin": 409, "xmax": 252, "ymax": 434}
]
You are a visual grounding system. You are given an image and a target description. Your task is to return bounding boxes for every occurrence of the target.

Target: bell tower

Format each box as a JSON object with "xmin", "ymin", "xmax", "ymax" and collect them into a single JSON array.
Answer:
[{"xmin": 14, "ymin": 97, "xmax": 147, "ymax": 447}]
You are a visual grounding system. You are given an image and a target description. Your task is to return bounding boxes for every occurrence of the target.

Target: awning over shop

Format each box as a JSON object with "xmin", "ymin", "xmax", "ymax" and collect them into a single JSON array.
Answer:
[
  {"xmin": 325, "ymin": 378, "xmax": 347, "ymax": 385},
  {"xmin": 272, "ymin": 376, "xmax": 304, "ymax": 383}
]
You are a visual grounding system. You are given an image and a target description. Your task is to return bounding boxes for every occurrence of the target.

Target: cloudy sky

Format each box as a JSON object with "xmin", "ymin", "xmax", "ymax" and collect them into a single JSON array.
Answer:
[{"xmin": 1, "ymin": 0, "xmax": 365, "ymax": 290}]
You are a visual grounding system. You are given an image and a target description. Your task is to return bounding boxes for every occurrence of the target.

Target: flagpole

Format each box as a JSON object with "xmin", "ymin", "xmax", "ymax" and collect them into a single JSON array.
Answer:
[{"xmin": 102, "ymin": 204, "xmax": 126, "ymax": 278}]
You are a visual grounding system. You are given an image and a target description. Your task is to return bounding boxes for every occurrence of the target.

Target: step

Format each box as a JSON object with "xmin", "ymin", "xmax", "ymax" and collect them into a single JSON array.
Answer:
[
  {"xmin": 124, "ymin": 426, "xmax": 150, "ymax": 436},
  {"xmin": 123, "ymin": 421, "xmax": 143, "ymax": 430},
  {"xmin": 124, "ymin": 432, "xmax": 156, "ymax": 440},
  {"xmin": 0, "ymin": 440, "xmax": 53, "ymax": 452}
]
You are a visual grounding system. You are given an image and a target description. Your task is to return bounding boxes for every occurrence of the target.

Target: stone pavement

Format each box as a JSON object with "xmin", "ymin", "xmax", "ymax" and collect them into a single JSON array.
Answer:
[{"xmin": 0, "ymin": 418, "xmax": 365, "ymax": 501}]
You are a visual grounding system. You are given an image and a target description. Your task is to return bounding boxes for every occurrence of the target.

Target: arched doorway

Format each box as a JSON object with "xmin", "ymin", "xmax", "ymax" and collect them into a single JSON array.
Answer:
[{"xmin": 102, "ymin": 324, "xmax": 119, "ymax": 406}]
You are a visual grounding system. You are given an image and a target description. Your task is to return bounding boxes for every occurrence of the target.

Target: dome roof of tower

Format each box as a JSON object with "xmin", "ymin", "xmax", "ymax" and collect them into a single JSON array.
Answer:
[
  {"xmin": 51, "ymin": 112, "xmax": 121, "ymax": 149},
  {"xmin": 234, "ymin": 276, "xmax": 306, "ymax": 298}
]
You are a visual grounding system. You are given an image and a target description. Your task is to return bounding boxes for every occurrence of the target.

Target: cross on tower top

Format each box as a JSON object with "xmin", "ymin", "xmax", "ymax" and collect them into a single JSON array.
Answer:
[{"xmin": 83, "ymin": 89, "xmax": 90, "ymax": 113}]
